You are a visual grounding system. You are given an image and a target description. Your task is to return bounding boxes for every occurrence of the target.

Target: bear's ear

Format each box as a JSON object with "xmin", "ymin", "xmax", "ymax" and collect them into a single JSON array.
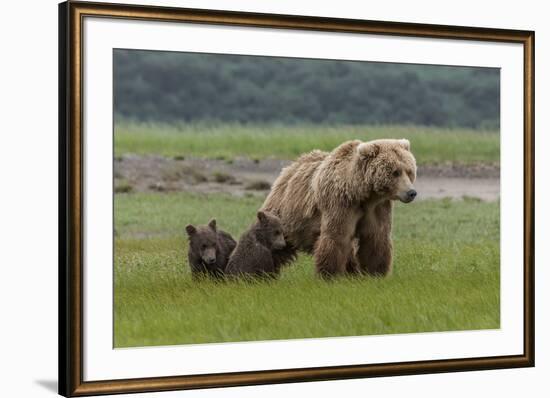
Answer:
[
  {"xmin": 185, "ymin": 224, "xmax": 197, "ymax": 236},
  {"xmin": 208, "ymin": 219, "xmax": 217, "ymax": 231},
  {"xmin": 398, "ymin": 138, "xmax": 411, "ymax": 151},
  {"xmin": 357, "ymin": 141, "xmax": 380, "ymax": 159},
  {"xmin": 257, "ymin": 211, "xmax": 268, "ymax": 224}
]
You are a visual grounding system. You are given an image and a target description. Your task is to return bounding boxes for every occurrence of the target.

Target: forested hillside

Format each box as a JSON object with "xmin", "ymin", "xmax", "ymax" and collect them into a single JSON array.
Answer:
[{"xmin": 114, "ymin": 49, "xmax": 499, "ymax": 128}]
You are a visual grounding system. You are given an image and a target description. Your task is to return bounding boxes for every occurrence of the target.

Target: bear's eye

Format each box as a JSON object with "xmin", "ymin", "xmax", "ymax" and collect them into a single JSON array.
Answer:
[
  {"xmin": 392, "ymin": 170, "xmax": 401, "ymax": 177},
  {"xmin": 201, "ymin": 244, "xmax": 207, "ymax": 250}
]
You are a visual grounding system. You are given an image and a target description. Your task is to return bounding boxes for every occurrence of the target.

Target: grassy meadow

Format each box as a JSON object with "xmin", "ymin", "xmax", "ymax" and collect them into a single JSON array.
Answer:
[
  {"xmin": 114, "ymin": 192, "xmax": 500, "ymax": 348},
  {"xmin": 114, "ymin": 122, "xmax": 500, "ymax": 348},
  {"xmin": 115, "ymin": 122, "xmax": 500, "ymax": 165}
]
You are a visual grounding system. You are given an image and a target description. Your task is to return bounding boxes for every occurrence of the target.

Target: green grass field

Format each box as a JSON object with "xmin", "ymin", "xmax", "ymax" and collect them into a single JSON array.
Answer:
[
  {"xmin": 114, "ymin": 192, "xmax": 500, "ymax": 348},
  {"xmin": 115, "ymin": 123, "xmax": 499, "ymax": 165}
]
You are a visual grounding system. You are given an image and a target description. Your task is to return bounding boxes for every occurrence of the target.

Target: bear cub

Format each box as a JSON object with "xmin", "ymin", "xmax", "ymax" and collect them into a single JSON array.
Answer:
[
  {"xmin": 226, "ymin": 211, "xmax": 286, "ymax": 278},
  {"xmin": 185, "ymin": 219, "xmax": 236, "ymax": 279}
]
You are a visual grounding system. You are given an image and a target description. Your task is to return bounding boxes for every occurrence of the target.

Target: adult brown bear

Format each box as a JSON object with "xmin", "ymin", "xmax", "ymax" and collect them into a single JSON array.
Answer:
[{"xmin": 261, "ymin": 138, "xmax": 417, "ymax": 277}]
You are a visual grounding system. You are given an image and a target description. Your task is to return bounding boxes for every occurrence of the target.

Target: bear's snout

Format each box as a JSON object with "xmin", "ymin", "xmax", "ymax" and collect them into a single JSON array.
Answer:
[
  {"xmin": 273, "ymin": 236, "xmax": 286, "ymax": 250},
  {"xmin": 397, "ymin": 188, "xmax": 417, "ymax": 203},
  {"xmin": 406, "ymin": 189, "xmax": 417, "ymax": 202},
  {"xmin": 202, "ymin": 247, "xmax": 217, "ymax": 265}
]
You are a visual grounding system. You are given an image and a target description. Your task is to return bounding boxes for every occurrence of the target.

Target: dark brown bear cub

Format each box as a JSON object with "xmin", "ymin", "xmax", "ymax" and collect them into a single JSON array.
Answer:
[
  {"xmin": 185, "ymin": 219, "xmax": 236, "ymax": 279},
  {"xmin": 226, "ymin": 211, "xmax": 286, "ymax": 278}
]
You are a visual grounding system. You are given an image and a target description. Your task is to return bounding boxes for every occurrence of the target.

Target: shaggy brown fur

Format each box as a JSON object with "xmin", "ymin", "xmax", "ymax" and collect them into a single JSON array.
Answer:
[
  {"xmin": 262, "ymin": 139, "xmax": 417, "ymax": 277},
  {"xmin": 225, "ymin": 211, "xmax": 286, "ymax": 278},
  {"xmin": 185, "ymin": 219, "xmax": 236, "ymax": 279}
]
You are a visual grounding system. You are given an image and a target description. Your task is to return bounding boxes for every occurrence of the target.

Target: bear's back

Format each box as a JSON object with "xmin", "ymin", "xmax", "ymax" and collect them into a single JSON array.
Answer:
[
  {"xmin": 226, "ymin": 224, "xmax": 276, "ymax": 277},
  {"xmin": 263, "ymin": 150, "xmax": 327, "ymax": 214},
  {"xmin": 216, "ymin": 229, "xmax": 237, "ymax": 268}
]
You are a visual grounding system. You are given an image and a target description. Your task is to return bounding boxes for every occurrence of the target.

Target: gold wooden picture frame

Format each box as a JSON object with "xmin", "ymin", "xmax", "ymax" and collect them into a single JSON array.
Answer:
[{"xmin": 59, "ymin": 1, "xmax": 534, "ymax": 396}]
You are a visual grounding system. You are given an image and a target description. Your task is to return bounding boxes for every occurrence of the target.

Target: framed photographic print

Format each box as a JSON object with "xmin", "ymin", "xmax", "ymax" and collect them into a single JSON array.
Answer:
[{"xmin": 59, "ymin": 1, "xmax": 535, "ymax": 396}]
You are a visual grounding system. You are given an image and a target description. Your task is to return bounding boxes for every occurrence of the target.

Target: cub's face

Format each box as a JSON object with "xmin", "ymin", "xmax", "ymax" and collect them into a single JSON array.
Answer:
[
  {"xmin": 257, "ymin": 211, "xmax": 286, "ymax": 250},
  {"xmin": 358, "ymin": 139, "xmax": 417, "ymax": 203},
  {"xmin": 186, "ymin": 219, "xmax": 219, "ymax": 266}
]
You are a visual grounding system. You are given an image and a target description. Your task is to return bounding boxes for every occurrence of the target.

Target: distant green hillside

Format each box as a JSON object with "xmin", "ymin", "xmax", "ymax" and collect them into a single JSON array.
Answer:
[{"xmin": 114, "ymin": 50, "xmax": 500, "ymax": 129}]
